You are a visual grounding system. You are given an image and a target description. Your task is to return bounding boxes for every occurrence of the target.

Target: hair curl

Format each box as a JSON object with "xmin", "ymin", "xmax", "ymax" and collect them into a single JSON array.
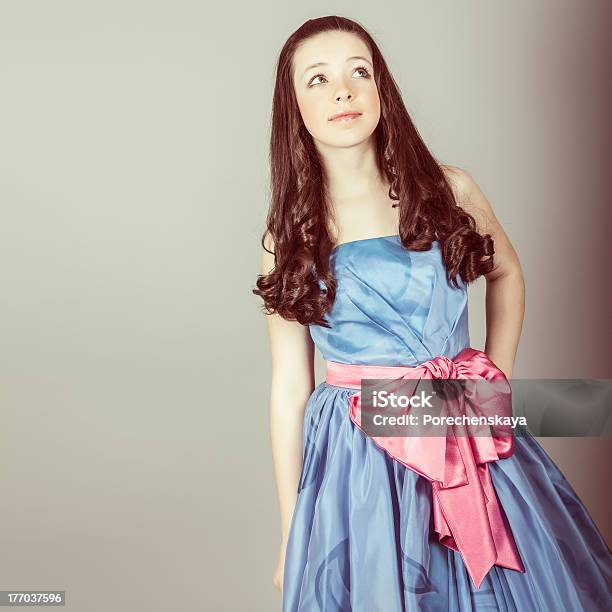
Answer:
[{"xmin": 252, "ymin": 15, "xmax": 494, "ymax": 327}]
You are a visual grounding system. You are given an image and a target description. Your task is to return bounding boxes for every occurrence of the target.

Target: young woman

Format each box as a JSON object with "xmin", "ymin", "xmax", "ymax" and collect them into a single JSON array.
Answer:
[{"xmin": 253, "ymin": 15, "xmax": 612, "ymax": 612}]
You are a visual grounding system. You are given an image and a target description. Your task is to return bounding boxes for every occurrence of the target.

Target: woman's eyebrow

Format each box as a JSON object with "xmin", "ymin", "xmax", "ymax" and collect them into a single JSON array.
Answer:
[{"xmin": 301, "ymin": 55, "xmax": 372, "ymax": 78}]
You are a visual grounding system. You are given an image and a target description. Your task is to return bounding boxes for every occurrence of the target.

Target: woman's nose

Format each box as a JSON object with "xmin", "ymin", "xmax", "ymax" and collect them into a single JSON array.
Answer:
[{"xmin": 335, "ymin": 92, "xmax": 353, "ymax": 102}]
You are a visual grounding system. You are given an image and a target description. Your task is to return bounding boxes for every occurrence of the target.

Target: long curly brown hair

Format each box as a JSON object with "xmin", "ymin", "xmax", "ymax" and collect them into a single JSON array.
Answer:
[{"xmin": 252, "ymin": 16, "xmax": 494, "ymax": 328}]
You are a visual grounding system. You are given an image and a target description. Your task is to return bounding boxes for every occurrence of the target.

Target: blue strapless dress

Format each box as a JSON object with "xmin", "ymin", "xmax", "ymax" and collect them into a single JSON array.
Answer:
[{"xmin": 281, "ymin": 235, "xmax": 612, "ymax": 612}]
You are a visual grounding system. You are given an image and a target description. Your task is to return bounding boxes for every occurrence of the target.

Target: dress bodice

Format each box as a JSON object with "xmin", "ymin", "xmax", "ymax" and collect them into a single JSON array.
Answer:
[{"xmin": 309, "ymin": 235, "xmax": 470, "ymax": 366}]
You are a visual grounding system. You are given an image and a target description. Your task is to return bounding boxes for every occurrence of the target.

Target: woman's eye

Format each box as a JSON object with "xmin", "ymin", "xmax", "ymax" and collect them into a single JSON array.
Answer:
[
  {"xmin": 353, "ymin": 66, "xmax": 371, "ymax": 78},
  {"xmin": 307, "ymin": 66, "xmax": 371, "ymax": 87},
  {"xmin": 309, "ymin": 74, "xmax": 327, "ymax": 86}
]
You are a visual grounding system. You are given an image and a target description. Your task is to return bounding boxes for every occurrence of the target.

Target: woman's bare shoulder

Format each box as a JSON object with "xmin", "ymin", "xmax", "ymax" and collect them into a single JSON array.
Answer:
[
  {"xmin": 440, "ymin": 164, "xmax": 473, "ymax": 202},
  {"xmin": 440, "ymin": 164, "xmax": 494, "ymax": 233},
  {"xmin": 441, "ymin": 164, "xmax": 522, "ymax": 279}
]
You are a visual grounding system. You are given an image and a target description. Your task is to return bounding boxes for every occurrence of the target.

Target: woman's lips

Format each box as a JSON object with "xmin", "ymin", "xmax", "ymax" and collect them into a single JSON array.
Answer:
[{"xmin": 329, "ymin": 112, "xmax": 362, "ymax": 121}]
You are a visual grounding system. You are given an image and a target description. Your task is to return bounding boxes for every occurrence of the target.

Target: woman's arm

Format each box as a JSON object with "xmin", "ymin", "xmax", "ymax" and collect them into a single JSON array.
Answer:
[
  {"xmin": 444, "ymin": 166, "xmax": 526, "ymax": 379},
  {"xmin": 260, "ymin": 237, "xmax": 315, "ymax": 543}
]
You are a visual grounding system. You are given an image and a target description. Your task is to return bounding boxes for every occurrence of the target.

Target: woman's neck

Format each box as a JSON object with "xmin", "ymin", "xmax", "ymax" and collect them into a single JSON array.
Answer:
[{"xmin": 317, "ymin": 138, "xmax": 385, "ymax": 204}]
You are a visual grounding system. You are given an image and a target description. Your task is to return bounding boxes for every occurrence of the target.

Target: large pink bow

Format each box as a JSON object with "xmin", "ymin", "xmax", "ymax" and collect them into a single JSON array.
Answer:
[{"xmin": 325, "ymin": 347, "xmax": 525, "ymax": 589}]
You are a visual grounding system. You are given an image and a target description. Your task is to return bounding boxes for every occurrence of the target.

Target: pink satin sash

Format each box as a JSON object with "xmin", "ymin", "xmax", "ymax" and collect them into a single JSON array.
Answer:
[{"xmin": 325, "ymin": 347, "xmax": 525, "ymax": 589}]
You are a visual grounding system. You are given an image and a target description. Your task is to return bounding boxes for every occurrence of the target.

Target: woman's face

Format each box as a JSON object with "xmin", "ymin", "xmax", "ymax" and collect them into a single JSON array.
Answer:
[{"xmin": 292, "ymin": 30, "xmax": 381, "ymax": 149}]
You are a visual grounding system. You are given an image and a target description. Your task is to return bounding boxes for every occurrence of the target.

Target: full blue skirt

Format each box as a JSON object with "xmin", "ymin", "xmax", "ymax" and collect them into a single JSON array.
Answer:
[{"xmin": 281, "ymin": 383, "xmax": 612, "ymax": 612}]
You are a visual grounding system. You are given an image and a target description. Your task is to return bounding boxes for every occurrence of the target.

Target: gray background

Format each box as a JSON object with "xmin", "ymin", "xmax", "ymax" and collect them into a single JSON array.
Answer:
[{"xmin": 1, "ymin": 2, "xmax": 610, "ymax": 611}]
